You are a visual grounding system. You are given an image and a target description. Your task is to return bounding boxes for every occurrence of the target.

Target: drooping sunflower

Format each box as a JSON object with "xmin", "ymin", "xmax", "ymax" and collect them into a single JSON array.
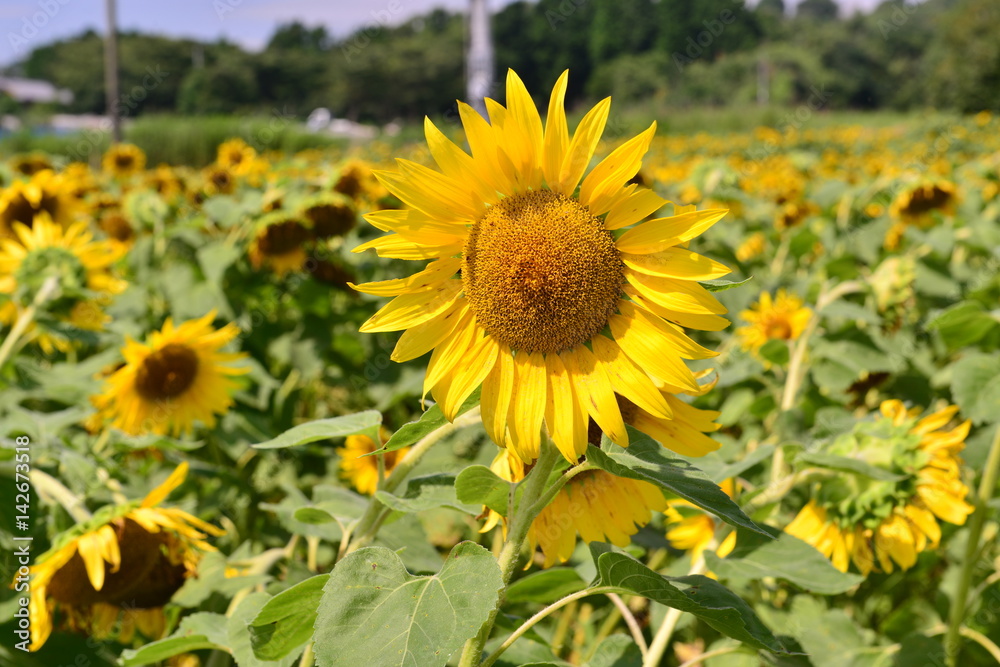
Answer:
[
  {"xmin": 0, "ymin": 214, "xmax": 125, "ymax": 352},
  {"xmin": 102, "ymin": 143, "xmax": 147, "ymax": 178},
  {"xmin": 89, "ymin": 311, "xmax": 248, "ymax": 436},
  {"xmin": 481, "ymin": 449, "xmax": 667, "ymax": 568},
  {"xmin": 248, "ymin": 211, "xmax": 311, "ymax": 277},
  {"xmin": 735, "ymin": 289, "xmax": 812, "ymax": 354},
  {"xmin": 338, "ymin": 427, "xmax": 409, "ymax": 495},
  {"xmin": 352, "ymin": 70, "xmax": 731, "ymax": 464},
  {"xmin": 23, "ymin": 462, "xmax": 224, "ymax": 651},
  {"xmin": 0, "ymin": 170, "xmax": 82, "ymax": 239},
  {"xmin": 785, "ymin": 399, "xmax": 974, "ymax": 575}
]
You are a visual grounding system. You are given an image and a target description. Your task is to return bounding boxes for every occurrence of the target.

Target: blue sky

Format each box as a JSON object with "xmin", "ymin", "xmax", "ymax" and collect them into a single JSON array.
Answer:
[{"xmin": 1, "ymin": 0, "xmax": 888, "ymax": 67}]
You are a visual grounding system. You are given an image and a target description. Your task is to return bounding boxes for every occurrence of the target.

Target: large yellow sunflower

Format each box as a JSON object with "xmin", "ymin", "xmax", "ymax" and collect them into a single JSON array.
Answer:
[
  {"xmin": 352, "ymin": 70, "xmax": 730, "ymax": 465},
  {"xmin": 0, "ymin": 214, "xmax": 125, "ymax": 353},
  {"xmin": 0, "ymin": 170, "xmax": 82, "ymax": 239},
  {"xmin": 90, "ymin": 311, "xmax": 248, "ymax": 436},
  {"xmin": 785, "ymin": 399, "xmax": 973, "ymax": 575},
  {"xmin": 23, "ymin": 462, "xmax": 224, "ymax": 651}
]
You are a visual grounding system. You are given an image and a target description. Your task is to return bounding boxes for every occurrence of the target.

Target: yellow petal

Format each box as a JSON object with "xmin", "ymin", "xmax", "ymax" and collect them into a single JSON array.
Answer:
[
  {"xmin": 615, "ymin": 209, "xmax": 728, "ymax": 255},
  {"xmin": 76, "ymin": 532, "xmax": 107, "ymax": 591},
  {"xmin": 391, "ymin": 300, "xmax": 467, "ymax": 362},
  {"xmin": 505, "ymin": 69, "xmax": 544, "ymax": 181},
  {"xmin": 615, "ymin": 300, "xmax": 717, "ymax": 360},
  {"xmin": 631, "ymin": 408, "xmax": 721, "ymax": 457},
  {"xmin": 360, "ymin": 281, "xmax": 463, "ymax": 333},
  {"xmin": 508, "ymin": 351, "xmax": 547, "ymax": 461},
  {"xmin": 142, "ymin": 461, "xmax": 189, "ymax": 508},
  {"xmin": 545, "ymin": 352, "xmax": 589, "ymax": 462},
  {"xmin": 542, "ymin": 70, "xmax": 570, "ymax": 189},
  {"xmin": 622, "ymin": 248, "xmax": 730, "ymax": 281},
  {"xmin": 481, "ymin": 344, "xmax": 515, "ymax": 447},
  {"xmin": 422, "ymin": 309, "xmax": 478, "ymax": 401},
  {"xmin": 352, "ymin": 233, "xmax": 464, "ymax": 260},
  {"xmin": 608, "ymin": 309, "xmax": 699, "ymax": 392},
  {"xmin": 625, "ymin": 286, "xmax": 731, "ymax": 332},
  {"xmin": 579, "ymin": 122, "xmax": 656, "ymax": 215},
  {"xmin": 557, "ymin": 97, "xmax": 611, "ymax": 195},
  {"xmin": 458, "ymin": 101, "xmax": 513, "ymax": 194},
  {"xmin": 605, "ymin": 187, "xmax": 670, "ymax": 230},
  {"xmin": 626, "ymin": 271, "xmax": 727, "ymax": 316},
  {"xmin": 423, "ymin": 116, "xmax": 495, "ymax": 205},
  {"xmin": 374, "ymin": 168, "xmax": 475, "ymax": 223},
  {"xmin": 590, "ymin": 334, "xmax": 671, "ymax": 419},
  {"xmin": 350, "ymin": 257, "xmax": 461, "ymax": 296},
  {"xmin": 432, "ymin": 334, "xmax": 499, "ymax": 421},
  {"xmin": 561, "ymin": 345, "xmax": 627, "ymax": 447},
  {"xmin": 395, "ymin": 158, "xmax": 484, "ymax": 219}
]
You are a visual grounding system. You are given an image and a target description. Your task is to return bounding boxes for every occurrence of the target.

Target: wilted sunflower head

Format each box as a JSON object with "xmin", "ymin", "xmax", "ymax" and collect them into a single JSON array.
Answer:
[
  {"xmin": 248, "ymin": 211, "xmax": 311, "ymax": 276},
  {"xmin": 352, "ymin": 69, "xmax": 731, "ymax": 465},
  {"xmin": 102, "ymin": 143, "xmax": 147, "ymax": 178},
  {"xmin": 338, "ymin": 427, "xmax": 405, "ymax": 495},
  {"xmin": 736, "ymin": 289, "xmax": 811, "ymax": 355},
  {"xmin": 0, "ymin": 170, "xmax": 81, "ymax": 239},
  {"xmin": 23, "ymin": 462, "xmax": 224, "ymax": 651},
  {"xmin": 89, "ymin": 311, "xmax": 248, "ymax": 436},
  {"xmin": 786, "ymin": 399, "xmax": 973, "ymax": 575}
]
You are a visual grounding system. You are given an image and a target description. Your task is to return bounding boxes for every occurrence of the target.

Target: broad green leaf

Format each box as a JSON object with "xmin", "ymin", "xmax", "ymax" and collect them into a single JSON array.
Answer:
[
  {"xmin": 120, "ymin": 612, "xmax": 228, "ymax": 665},
  {"xmin": 506, "ymin": 568, "xmax": 588, "ymax": 604},
  {"xmin": 377, "ymin": 404, "xmax": 446, "ymax": 453},
  {"xmin": 455, "ymin": 464, "xmax": 515, "ymax": 516},
  {"xmin": 795, "ymin": 452, "xmax": 907, "ymax": 482},
  {"xmin": 926, "ymin": 301, "xmax": 999, "ymax": 349},
  {"xmin": 312, "ymin": 542, "xmax": 503, "ymax": 667},
  {"xmin": 705, "ymin": 532, "xmax": 863, "ymax": 595},
  {"xmin": 584, "ymin": 634, "xmax": 644, "ymax": 667},
  {"xmin": 294, "ymin": 507, "xmax": 340, "ymax": 524},
  {"xmin": 253, "ymin": 411, "xmax": 382, "ymax": 449},
  {"xmin": 813, "ymin": 340, "xmax": 896, "ymax": 376},
  {"xmin": 230, "ymin": 592, "xmax": 299, "ymax": 667},
  {"xmin": 197, "ymin": 240, "xmax": 242, "ymax": 288},
  {"xmin": 950, "ymin": 353, "xmax": 1000, "ymax": 425},
  {"xmin": 782, "ymin": 596, "xmax": 883, "ymax": 667},
  {"xmin": 375, "ymin": 473, "xmax": 479, "ymax": 514},
  {"xmin": 588, "ymin": 430, "xmax": 769, "ymax": 536},
  {"xmin": 250, "ymin": 575, "xmax": 329, "ymax": 661},
  {"xmin": 759, "ymin": 339, "xmax": 790, "ymax": 366},
  {"xmin": 595, "ymin": 550, "xmax": 787, "ymax": 653},
  {"xmin": 701, "ymin": 276, "xmax": 753, "ymax": 292}
]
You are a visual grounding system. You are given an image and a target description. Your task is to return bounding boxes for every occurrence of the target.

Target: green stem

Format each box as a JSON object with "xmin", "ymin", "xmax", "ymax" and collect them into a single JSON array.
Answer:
[
  {"xmin": 0, "ymin": 275, "xmax": 59, "ymax": 371},
  {"xmin": 298, "ymin": 642, "xmax": 315, "ymax": 667},
  {"xmin": 345, "ymin": 407, "xmax": 480, "ymax": 555},
  {"xmin": 458, "ymin": 437, "xmax": 562, "ymax": 667},
  {"xmin": 31, "ymin": 469, "xmax": 92, "ymax": 523},
  {"xmin": 944, "ymin": 424, "xmax": 1000, "ymax": 667}
]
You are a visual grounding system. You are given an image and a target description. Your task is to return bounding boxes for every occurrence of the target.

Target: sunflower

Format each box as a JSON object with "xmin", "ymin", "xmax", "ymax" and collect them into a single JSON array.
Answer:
[
  {"xmin": 885, "ymin": 180, "xmax": 958, "ymax": 250},
  {"xmin": 735, "ymin": 289, "xmax": 811, "ymax": 354},
  {"xmin": 665, "ymin": 478, "xmax": 737, "ymax": 564},
  {"xmin": 338, "ymin": 427, "xmax": 408, "ymax": 495},
  {"xmin": 735, "ymin": 231, "xmax": 765, "ymax": 262},
  {"xmin": 98, "ymin": 209, "xmax": 136, "ymax": 250},
  {"xmin": 10, "ymin": 152, "xmax": 54, "ymax": 176},
  {"xmin": 144, "ymin": 165, "xmax": 186, "ymax": 200},
  {"xmin": 785, "ymin": 400, "xmax": 974, "ymax": 575},
  {"xmin": 248, "ymin": 212, "xmax": 311, "ymax": 276},
  {"xmin": 481, "ymin": 450, "xmax": 667, "ymax": 568},
  {"xmin": 201, "ymin": 165, "xmax": 235, "ymax": 196},
  {"xmin": 0, "ymin": 214, "xmax": 125, "ymax": 352},
  {"xmin": 300, "ymin": 193, "xmax": 357, "ymax": 240},
  {"xmin": 352, "ymin": 70, "xmax": 730, "ymax": 464},
  {"xmin": 102, "ymin": 143, "xmax": 147, "ymax": 178},
  {"xmin": 89, "ymin": 311, "xmax": 248, "ymax": 436},
  {"xmin": 22, "ymin": 462, "xmax": 224, "ymax": 651},
  {"xmin": 332, "ymin": 159, "xmax": 379, "ymax": 200},
  {"xmin": 0, "ymin": 170, "xmax": 82, "ymax": 239},
  {"xmin": 215, "ymin": 138, "xmax": 257, "ymax": 175}
]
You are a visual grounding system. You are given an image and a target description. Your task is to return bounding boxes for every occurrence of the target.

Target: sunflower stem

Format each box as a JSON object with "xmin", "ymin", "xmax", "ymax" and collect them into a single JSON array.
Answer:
[
  {"xmin": 458, "ymin": 436, "xmax": 562, "ymax": 667},
  {"xmin": 345, "ymin": 407, "xmax": 481, "ymax": 556},
  {"xmin": 31, "ymin": 468, "xmax": 92, "ymax": 523},
  {"xmin": 944, "ymin": 424, "xmax": 1000, "ymax": 667},
  {"xmin": 0, "ymin": 275, "xmax": 59, "ymax": 372}
]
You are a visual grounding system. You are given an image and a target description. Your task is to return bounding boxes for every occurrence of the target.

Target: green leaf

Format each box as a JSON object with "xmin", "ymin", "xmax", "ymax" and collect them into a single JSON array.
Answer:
[
  {"xmin": 926, "ymin": 301, "xmax": 999, "ymax": 349},
  {"xmin": 759, "ymin": 339, "xmax": 790, "ymax": 366},
  {"xmin": 120, "ymin": 612, "xmax": 228, "ymax": 665},
  {"xmin": 951, "ymin": 353, "xmax": 1000, "ymax": 425},
  {"xmin": 230, "ymin": 592, "xmax": 300, "ymax": 667},
  {"xmin": 377, "ymin": 404, "xmax": 446, "ymax": 453},
  {"xmin": 455, "ymin": 464, "xmax": 515, "ymax": 516},
  {"xmin": 595, "ymin": 550, "xmax": 787, "ymax": 653},
  {"xmin": 197, "ymin": 240, "xmax": 242, "ymax": 288},
  {"xmin": 375, "ymin": 473, "xmax": 479, "ymax": 514},
  {"xmin": 312, "ymin": 542, "xmax": 503, "ymax": 667},
  {"xmin": 795, "ymin": 452, "xmax": 907, "ymax": 482},
  {"xmin": 506, "ymin": 568, "xmax": 588, "ymax": 604},
  {"xmin": 250, "ymin": 575, "xmax": 329, "ymax": 661},
  {"xmin": 588, "ymin": 429, "xmax": 769, "ymax": 537},
  {"xmin": 705, "ymin": 532, "xmax": 863, "ymax": 595},
  {"xmin": 293, "ymin": 507, "xmax": 340, "ymax": 524},
  {"xmin": 701, "ymin": 276, "xmax": 753, "ymax": 292},
  {"xmin": 253, "ymin": 411, "xmax": 382, "ymax": 449},
  {"xmin": 584, "ymin": 634, "xmax": 644, "ymax": 667}
]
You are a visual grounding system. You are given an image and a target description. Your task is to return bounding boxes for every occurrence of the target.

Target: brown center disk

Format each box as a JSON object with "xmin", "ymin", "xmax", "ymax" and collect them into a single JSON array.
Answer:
[
  {"xmin": 258, "ymin": 220, "xmax": 310, "ymax": 255},
  {"xmin": 134, "ymin": 343, "xmax": 200, "ymax": 400},
  {"xmin": 463, "ymin": 190, "xmax": 624, "ymax": 354},
  {"xmin": 47, "ymin": 518, "xmax": 189, "ymax": 609}
]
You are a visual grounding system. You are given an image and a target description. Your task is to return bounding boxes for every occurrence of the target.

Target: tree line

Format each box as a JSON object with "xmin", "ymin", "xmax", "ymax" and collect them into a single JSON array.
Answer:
[{"xmin": 6, "ymin": 0, "xmax": 999, "ymax": 124}]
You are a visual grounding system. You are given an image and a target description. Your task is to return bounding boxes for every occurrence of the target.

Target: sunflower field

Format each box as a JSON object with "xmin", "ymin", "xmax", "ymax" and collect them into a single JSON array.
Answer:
[{"xmin": 2, "ymin": 72, "xmax": 1000, "ymax": 667}]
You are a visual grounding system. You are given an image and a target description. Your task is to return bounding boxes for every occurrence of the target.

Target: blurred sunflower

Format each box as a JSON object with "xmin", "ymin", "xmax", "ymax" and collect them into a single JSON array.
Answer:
[
  {"xmin": 0, "ymin": 170, "xmax": 81, "ymax": 239},
  {"xmin": 215, "ymin": 138, "xmax": 257, "ymax": 175},
  {"xmin": 145, "ymin": 165, "xmax": 186, "ymax": 200},
  {"xmin": 23, "ymin": 462, "xmax": 224, "ymax": 651},
  {"xmin": 248, "ymin": 212, "xmax": 311, "ymax": 276},
  {"xmin": 89, "ymin": 311, "xmax": 248, "ymax": 436},
  {"xmin": 786, "ymin": 400, "xmax": 974, "ymax": 575},
  {"xmin": 885, "ymin": 180, "xmax": 958, "ymax": 249},
  {"xmin": 0, "ymin": 214, "xmax": 125, "ymax": 352},
  {"xmin": 339, "ymin": 427, "xmax": 408, "ymax": 495},
  {"xmin": 665, "ymin": 478, "xmax": 737, "ymax": 564},
  {"xmin": 736, "ymin": 289, "xmax": 811, "ymax": 354},
  {"xmin": 300, "ymin": 194, "xmax": 357, "ymax": 240},
  {"xmin": 201, "ymin": 165, "xmax": 235, "ymax": 196},
  {"xmin": 352, "ymin": 69, "xmax": 730, "ymax": 464},
  {"xmin": 332, "ymin": 159, "xmax": 378, "ymax": 200},
  {"xmin": 102, "ymin": 143, "xmax": 147, "ymax": 178},
  {"xmin": 98, "ymin": 209, "xmax": 137, "ymax": 250},
  {"xmin": 735, "ymin": 231, "xmax": 765, "ymax": 262},
  {"xmin": 10, "ymin": 152, "xmax": 54, "ymax": 176},
  {"xmin": 481, "ymin": 450, "xmax": 667, "ymax": 567}
]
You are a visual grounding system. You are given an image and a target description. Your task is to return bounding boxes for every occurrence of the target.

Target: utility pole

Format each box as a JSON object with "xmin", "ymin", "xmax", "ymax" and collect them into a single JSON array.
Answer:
[
  {"xmin": 466, "ymin": 0, "xmax": 492, "ymax": 118},
  {"xmin": 104, "ymin": 0, "xmax": 121, "ymax": 143}
]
